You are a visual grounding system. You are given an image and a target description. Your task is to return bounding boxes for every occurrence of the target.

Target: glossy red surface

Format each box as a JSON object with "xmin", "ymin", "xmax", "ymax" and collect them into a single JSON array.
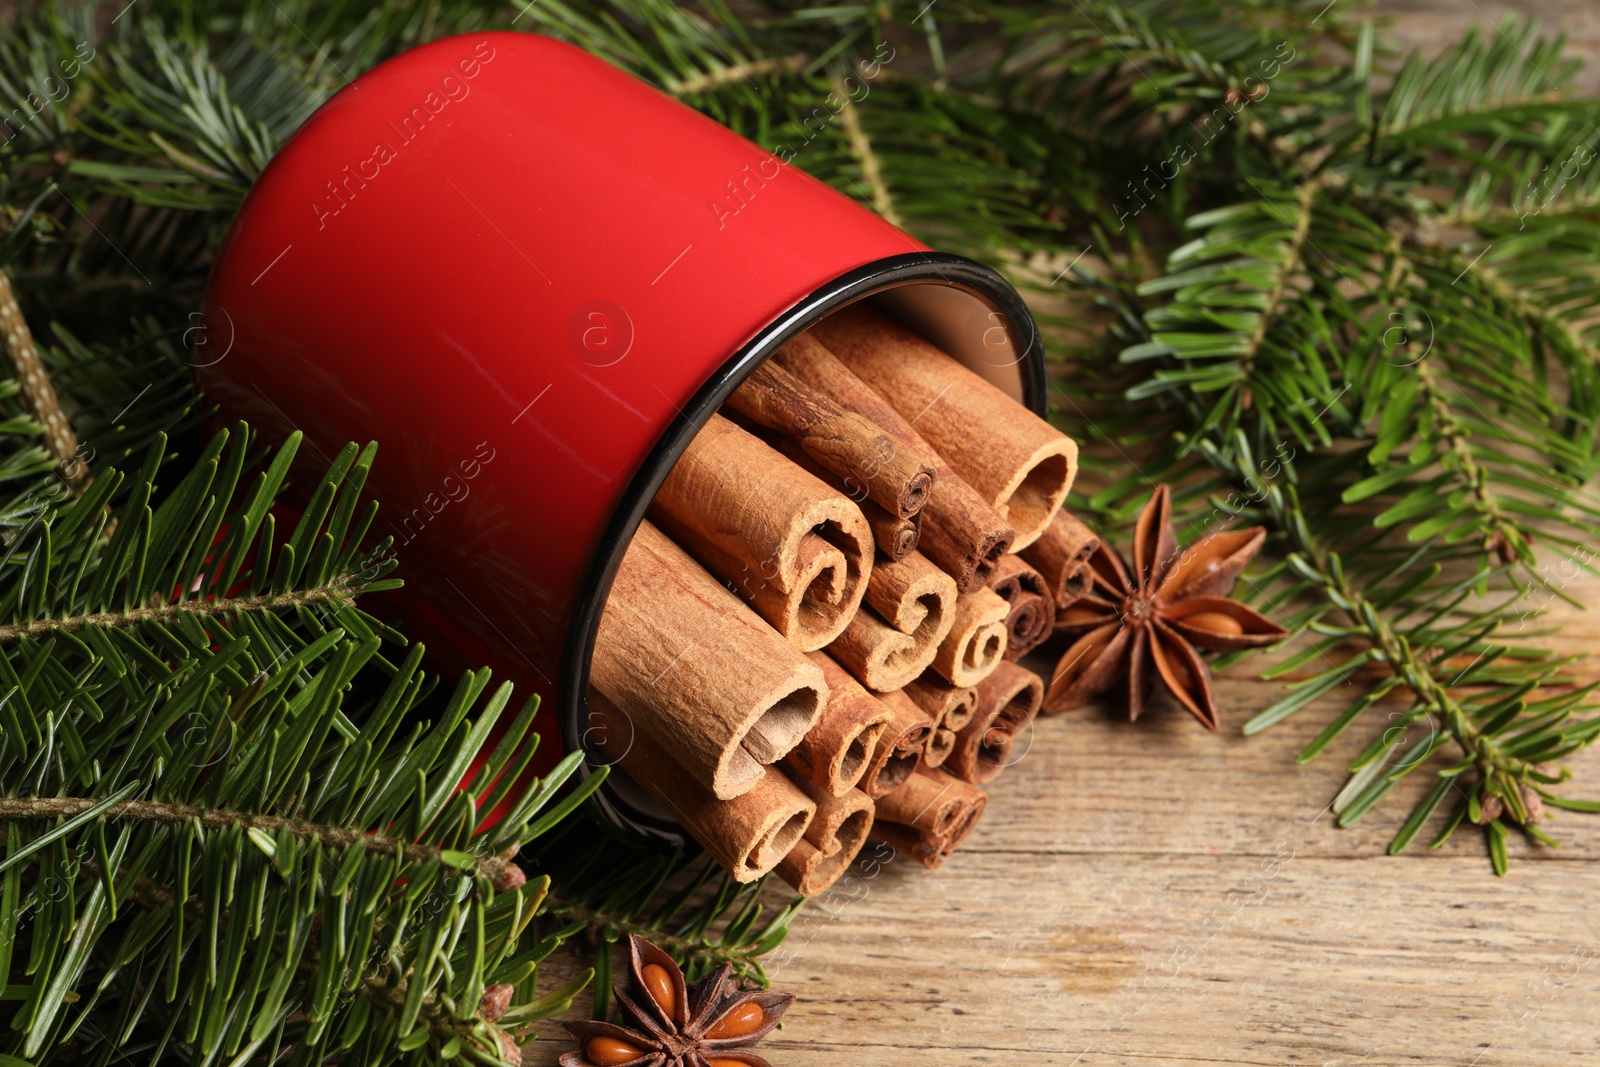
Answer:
[{"xmin": 201, "ymin": 32, "xmax": 930, "ymax": 706}]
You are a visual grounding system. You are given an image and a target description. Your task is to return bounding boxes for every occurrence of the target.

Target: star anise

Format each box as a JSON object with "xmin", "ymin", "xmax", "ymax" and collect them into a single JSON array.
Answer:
[
  {"xmin": 560, "ymin": 934, "xmax": 793, "ymax": 1067},
  {"xmin": 1044, "ymin": 485, "xmax": 1287, "ymax": 729}
]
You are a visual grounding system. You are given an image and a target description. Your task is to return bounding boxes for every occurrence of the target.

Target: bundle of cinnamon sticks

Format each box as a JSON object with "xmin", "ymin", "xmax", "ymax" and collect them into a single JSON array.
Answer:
[{"xmin": 592, "ymin": 303, "xmax": 1086, "ymax": 892}]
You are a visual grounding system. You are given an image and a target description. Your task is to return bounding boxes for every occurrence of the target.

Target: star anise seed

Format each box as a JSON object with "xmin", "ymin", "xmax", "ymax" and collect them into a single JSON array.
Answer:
[
  {"xmin": 1044, "ymin": 485, "xmax": 1288, "ymax": 729},
  {"xmin": 561, "ymin": 934, "xmax": 793, "ymax": 1067}
]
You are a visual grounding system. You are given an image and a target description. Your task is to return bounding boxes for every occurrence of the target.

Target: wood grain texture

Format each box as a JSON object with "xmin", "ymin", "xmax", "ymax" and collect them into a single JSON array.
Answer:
[
  {"xmin": 1382, "ymin": 0, "xmax": 1600, "ymax": 95},
  {"xmin": 529, "ymin": 6, "xmax": 1600, "ymax": 1063},
  {"xmin": 532, "ymin": 644, "xmax": 1600, "ymax": 1065},
  {"xmin": 543, "ymin": 548, "xmax": 1600, "ymax": 1059}
]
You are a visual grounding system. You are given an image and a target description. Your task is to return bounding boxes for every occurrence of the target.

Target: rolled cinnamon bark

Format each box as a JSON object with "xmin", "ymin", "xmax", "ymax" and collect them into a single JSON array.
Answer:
[
  {"xmin": 989, "ymin": 554, "xmax": 1056, "ymax": 660},
  {"xmin": 1056, "ymin": 561, "xmax": 1094, "ymax": 606},
  {"xmin": 903, "ymin": 673, "xmax": 979, "ymax": 735},
  {"xmin": 811, "ymin": 305, "xmax": 1078, "ymax": 551},
  {"xmin": 1021, "ymin": 510, "xmax": 1100, "ymax": 618},
  {"xmin": 775, "ymin": 774, "xmax": 876, "ymax": 896},
  {"xmin": 931, "ymin": 588, "xmax": 1010, "ymax": 687},
  {"xmin": 872, "ymin": 766, "xmax": 987, "ymax": 870},
  {"xmin": 594, "ymin": 520, "xmax": 828, "ymax": 799},
  {"xmin": 947, "ymin": 660, "xmax": 1044, "ymax": 785},
  {"xmin": 764, "ymin": 435, "xmax": 920, "ymax": 561},
  {"xmin": 859, "ymin": 689, "xmax": 933, "ymax": 798},
  {"xmin": 827, "ymin": 551, "xmax": 958, "ymax": 691},
  {"xmin": 649, "ymin": 413, "xmax": 872, "ymax": 651},
  {"xmin": 587, "ymin": 692, "xmax": 815, "ymax": 882},
  {"xmin": 727, "ymin": 360, "xmax": 935, "ymax": 519},
  {"xmin": 827, "ymin": 607, "xmax": 916, "ymax": 693},
  {"xmin": 775, "ymin": 334, "xmax": 1014, "ymax": 592},
  {"xmin": 866, "ymin": 502, "xmax": 920, "ymax": 561},
  {"xmin": 784, "ymin": 653, "xmax": 894, "ymax": 797},
  {"xmin": 910, "ymin": 669, "xmax": 979, "ymax": 770}
]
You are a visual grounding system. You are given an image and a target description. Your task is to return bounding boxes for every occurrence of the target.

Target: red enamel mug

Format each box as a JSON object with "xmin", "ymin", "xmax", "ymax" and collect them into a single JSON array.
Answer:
[{"xmin": 200, "ymin": 31, "xmax": 1048, "ymax": 841}]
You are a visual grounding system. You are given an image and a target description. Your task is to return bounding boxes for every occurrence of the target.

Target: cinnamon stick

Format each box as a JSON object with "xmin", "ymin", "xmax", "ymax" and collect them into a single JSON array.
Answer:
[
  {"xmin": 588, "ymin": 691, "xmax": 815, "ymax": 882},
  {"xmin": 774, "ymin": 334, "xmax": 1014, "ymax": 592},
  {"xmin": 784, "ymin": 653, "xmax": 894, "ymax": 797},
  {"xmin": 767, "ymin": 436, "xmax": 920, "ymax": 561},
  {"xmin": 594, "ymin": 519, "xmax": 828, "ymax": 799},
  {"xmin": 947, "ymin": 660, "xmax": 1044, "ymax": 785},
  {"xmin": 906, "ymin": 674, "xmax": 976, "ymax": 770},
  {"xmin": 989, "ymin": 554, "xmax": 1056, "ymax": 660},
  {"xmin": 866, "ymin": 502, "xmax": 919, "ymax": 561},
  {"xmin": 1055, "ymin": 560, "xmax": 1094, "ymax": 608},
  {"xmin": 827, "ymin": 550, "xmax": 957, "ymax": 691},
  {"xmin": 931, "ymin": 587, "xmax": 1010, "ymax": 687},
  {"xmin": 872, "ymin": 766, "xmax": 987, "ymax": 870},
  {"xmin": 859, "ymin": 689, "xmax": 933, "ymax": 798},
  {"xmin": 649, "ymin": 412, "xmax": 872, "ymax": 651},
  {"xmin": 1021, "ymin": 510, "xmax": 1100, "ymax": 616},
  {"xmin": 811, "ymin": 305, "xmax": 1078, "ymax": 551},
  {"xmin": 775, "ymin": 774, "xmax": 876, "ymax": 896},
  {"xmin": 728, "ymin": 360, "xmax": 935, "ymax": 519},
  {"xmin": 903, "ymin": 673, "xmax": 978, "ymax": 735}
]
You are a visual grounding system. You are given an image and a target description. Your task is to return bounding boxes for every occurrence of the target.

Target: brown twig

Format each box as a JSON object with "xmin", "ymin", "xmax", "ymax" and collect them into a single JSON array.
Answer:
[
  {"xmin": 666, "ymin": 55, "xmax": 806, "ymax": 96},
  {"xmin": 0, "ymin": 267, "xmax": 84, "ymax": 492},
  {"xmin": 831, "ymin": 76, "xmax": 903, "ymax": 228}
]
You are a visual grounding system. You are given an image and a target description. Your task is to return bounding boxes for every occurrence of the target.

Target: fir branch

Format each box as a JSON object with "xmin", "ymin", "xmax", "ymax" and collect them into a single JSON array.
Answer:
[
  {"xmin": 667, "ymin": 54, "xmax": 807, "ymax": 95},
  {"xmin": 0, "ymin": 796, "xmax": 524, "ymax": 888},
  {"xmin": 0, "ymin": 574, "xmax": 361, "ymax": 642},
  {"xmin": 1373, "ymin": 238, "xmax": 1536, "ymax": 567},
  {"xmin": 1234, "ymin": 457, "xmax": 1598, "ymax": 868},
  {"xmin": 1060, "ymin": 9, "xmax": 1600, "ymax": 871},
  {"xmin": 1241, "ymin": 178, "xmax": 1317, "ymax": 374},
  {"xmin": 1429, "ymin": 238, "xmax": 1600, "ymax": 370},
  {"xmin": 0, "ymin": 422, "xmax": 601, "ymax": 1062},
  {"xmin": 1375, "ymin": 17, "xmax": 1578, "ymax": 137},
  {"xmin": 831, "ymin": 73, "xmax": 902, "ymax": 228},
  {"xmin": 0, "ymin": 268, "xmax": 80, "ymax": 490}
]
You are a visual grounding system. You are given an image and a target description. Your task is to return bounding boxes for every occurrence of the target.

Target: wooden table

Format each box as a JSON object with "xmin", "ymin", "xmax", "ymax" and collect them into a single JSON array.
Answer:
[
  {"xmin": 530, "ymin": 590, "xmax": 1600, "ymax": 1067},
  {"xmin": 747, "ymin": 643, "xmax": 1600, "ymax": 1067},
  {"xmin": 530, "ymin": 6, "xmax": 1600, "ymax": 1065},
  {"xmin": 529, "ymin": 596, "xmax": 1600, "ymax": 1067}
]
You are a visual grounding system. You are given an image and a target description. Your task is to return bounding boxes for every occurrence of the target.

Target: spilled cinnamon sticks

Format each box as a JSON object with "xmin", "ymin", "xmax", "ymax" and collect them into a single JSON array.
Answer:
[
  {"xmin": 587, "ymin": 691, "xmax": 816, "ymax": 882},
  {"xmin": 863, "ymin": 690, "xmax": 935, "ymax": 798},
  {"xmin": 776, "ymin": 776, "xmax": 876, "ymax": 896},
  {"xmin": 933, "ymin": 588, "xmax": 1010, "ymax": 687},
  {"xmin": 947, "ymin": 661, "xmax": 1044, "ymax": 784},
  {"xmin": 903, "ymin": 673, "xmax": 977, "ymax": 770},
  {"xmin": 872, "ymin": 767, "xmax": 987, "ymax": 870}
]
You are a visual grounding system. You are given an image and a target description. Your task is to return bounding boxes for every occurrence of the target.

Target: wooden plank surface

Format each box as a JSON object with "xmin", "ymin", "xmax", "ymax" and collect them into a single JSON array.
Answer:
[
  {"xmin": 1383, "ymin": 0, "xmax": 1600, "ymax": 96},
  {"xmin": 529, "ymin": 589, "xmax": 1600, "ymax": 1066},
  {"xmin": 528, "ymin": 5, "xmax": 1600, "ymax": 1065}
]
